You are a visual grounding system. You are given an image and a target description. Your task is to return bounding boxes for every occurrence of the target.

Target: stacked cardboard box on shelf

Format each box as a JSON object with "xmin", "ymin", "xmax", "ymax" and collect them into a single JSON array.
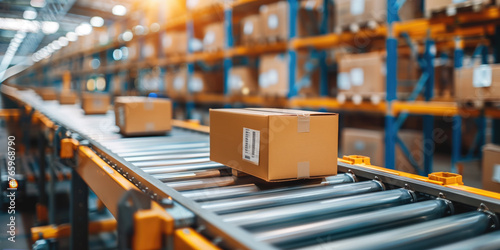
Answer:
[
  {"xmin": 189, "ymin": 71, "xmax": 224, "ymax": 94},
  {"xmin": 335, "ymin": 0, "xmax": 421, "ymax": 32},
  {"xmin": 454, "ymin": 64, "xmax": 500, "ymax": 103},
  {"xmin": 259, "ymin": 52, "xmax": 320, "ymax": 97},
  {"xmin": 260, "ymin": 1, "xmax": 289, "ymax": 42},
  {"xmin": 337, "ymin": 52, "xmax": 386, "ymax": 103},
  {"xmin": 165, "ymin": 67, "xmax": 189, "ymax": 98},
  {"xmin": 240, "ymin": 14, "xmax": 263, "ymax": 45},
  {"xmin": 482, "ymin": 144, "xmax": 500, "ymax": 192},
  {"xmin": 203, "ymin": 22, "xmax": 225, "ymax": 52},
  {"xmin": 162, "ymin": 32, "xmax": 188, "ymax": 56},
  {"xmin": 259, "ymin": 53, "xmax": 289, "ymax": 97},
  {"xmin": 114, "ymin": 96, "xmax": 172, "ymax": 136},
  {"xmin": 424, "ymin": 0, "xmax": 493, "ymax": 17},
  {"xmin": 228, "ymin": 67, "xmax": 259, "ymax": 96},
  {"xmin": 210, "ymin": 108, "xmax": 339, "ymax": 181},
  {"xmin": 342, "ymin": 128, "xmax": 423, "ymax": 174}
]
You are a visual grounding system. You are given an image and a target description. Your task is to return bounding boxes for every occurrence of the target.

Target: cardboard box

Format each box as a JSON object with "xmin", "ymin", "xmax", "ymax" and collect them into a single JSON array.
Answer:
[
  {"xmin": 482, "ymin": 144, "xmax": 500, "ymax": 192},
  {"xmin": 81, "ymin": 93, "xmax": 110, "ymax": 115},
  {"xmin": 210, "ymin": 108, "xmax": 339, "ymax": 181},
  {"xmin": 342, "ymin": 128, "xmax": 422, "ymax": 174},
  {"xmin": 59, "ymin": 91, "xmax": 78, "ymax": 105},
  {"xmin": 165, "ymin": 67, "xmax": 189, "ymax": 98},
  {"xmin": 114, "ymin": 96, "xmax": 172, "ymax": 136},
  {"xmin": 259, "ymin": 52, "xmax": 319, "ymax": 97},
  {"xmin": 335, "ymin": 0, "xmax": 420, "ymax": 30},
  {"xmin": 37, "ymin": 88, "xmax": 58, "ymax": 101},
  {"xmin": 454, "ymin": 64, "xmax": 500, "ymax": 102},
  {"xmin": 424, "ymin": 0, "xmax": 491, "ymax": 16},
  {"xmin": 162, "ymin": 32, "xmax": 188, "ymax": 55},
  {"xmin": 240, "ymin": 14, "xmax": 263, "ymax": 45},
  {"xmin": 203, "ymin": 22, "xmax": 225, "ymax": 52},
  {"xmin": 260, "ymin": 1, "xmax": 289, "ymax": 41},
  {"xmin": 341, "ymin": 128, "xmax": 385, "ymax": 166},
  {"xmin": 335, "ymin": 0, "xmax": 386, "ymax": 30},
  {"xmin": 189, "ymin": 72, "xmax": 224, "ymax": 94},
  {"xmin": 228, "ymin": 66, "xmax": 259, "ymax": 96},
  {"xmin": 259, "ymin": 53, "xmax": 289, "ymax": 97},
  {"xmin": 337, "ymin": 52, "xmax": 386, "ymax": 97}
]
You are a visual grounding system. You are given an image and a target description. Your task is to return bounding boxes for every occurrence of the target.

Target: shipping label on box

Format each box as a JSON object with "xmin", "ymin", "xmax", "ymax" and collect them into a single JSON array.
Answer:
[{"xmin": 210, "ymin": 108, "xmax": 338, "ymax": 182}]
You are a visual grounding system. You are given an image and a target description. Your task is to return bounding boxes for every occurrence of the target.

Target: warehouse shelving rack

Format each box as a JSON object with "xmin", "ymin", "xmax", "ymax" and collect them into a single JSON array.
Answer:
[{"xmin": 12, "ymin": 0, "xmax": 500, "ymax": 175}]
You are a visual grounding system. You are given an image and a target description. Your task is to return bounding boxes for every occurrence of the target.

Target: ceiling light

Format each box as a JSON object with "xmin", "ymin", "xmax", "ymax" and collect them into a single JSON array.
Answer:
[
  {"xmin": 112, "ymin": 49, "xmax": 123, "ymax": 60},
  {"xmin": 23, "ymin": 9, "xmax": 37, "ymax": 20},
  {"xmin": 66, "ymin": 32, "xmax": 77, "ymax": 41},
  {"xmin": 0, "ymin": 18, "xmax": 40, "ymax": 33},
  {"xmin": 112, "ymin": 5, "xmax": 127, "ymax": 16},
  {"xmin": 58, "ymin": 36, "xmax": 69, "ymax": 46},
  {"xmin": 30, "ymin": 0, "xmax": 46, "ymax": 8},
  {"xmin": 51, "ymin": 41, "xmax": 61, "ymax": 50},
  {"xmin": 122, "ymin": 30, "xmax": 133, "ymax": 42},
  {"xmin": 90, "ymin": 16, "xmax": 104, "ymax": 27},
  {"xmin": 42, "ymin": 21, "xmax": 59, "ymax": 34},
  {"xmin": 75, "ymin": 23, "xmax": 92, "ymax": 36}
]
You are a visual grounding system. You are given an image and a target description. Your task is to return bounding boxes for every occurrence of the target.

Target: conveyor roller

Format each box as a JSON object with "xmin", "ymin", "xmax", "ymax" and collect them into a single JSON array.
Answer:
[
  {"xmin": 201, "ymin": 180, "xmax": 384, "ymax": 214},
  {"xmin": 255, "ymin": 199, "xmax": 453, "ymax": 248},
  {"xmin": 223, "ymin": 188, "xmax": 416, "ymax": 229},
  {"xmin": 301, "ymin": 210, "xmax": 497, "ymax": 250}
]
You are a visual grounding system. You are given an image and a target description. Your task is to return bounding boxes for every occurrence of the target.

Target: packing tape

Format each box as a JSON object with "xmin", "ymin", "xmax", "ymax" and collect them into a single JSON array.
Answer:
[
  {"xmin": 297, "ymin": 113, "xmax": 310, "ymax": 133},
  {"xmin": 144, "ymin": 100, "xmax": 154, "ymax": 110},
  {"xmin": 145, "ymin": 122, "xmax": 155, "ymax": 131},
  {"xmin": 297, "ymin": 162, "xmax": 310, "ymax": 179}
]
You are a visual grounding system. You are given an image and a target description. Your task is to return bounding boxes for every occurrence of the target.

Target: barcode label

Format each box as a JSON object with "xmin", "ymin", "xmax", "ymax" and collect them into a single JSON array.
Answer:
[{"xmin": 242, "ymin": 127, "xmax": 260, "ymax": 165}]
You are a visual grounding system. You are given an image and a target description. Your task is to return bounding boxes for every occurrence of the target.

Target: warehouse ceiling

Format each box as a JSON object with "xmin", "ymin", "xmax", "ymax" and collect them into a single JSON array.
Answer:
[{"xmin": 0, "ymin": 0, "xmax": 134, "ymax": 81}]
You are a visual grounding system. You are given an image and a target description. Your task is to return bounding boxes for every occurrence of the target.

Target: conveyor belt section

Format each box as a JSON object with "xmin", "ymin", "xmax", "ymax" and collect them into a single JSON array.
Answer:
[{"xmin": 4, "ymin": 87, "xmax": 500, "ymax": 250}]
